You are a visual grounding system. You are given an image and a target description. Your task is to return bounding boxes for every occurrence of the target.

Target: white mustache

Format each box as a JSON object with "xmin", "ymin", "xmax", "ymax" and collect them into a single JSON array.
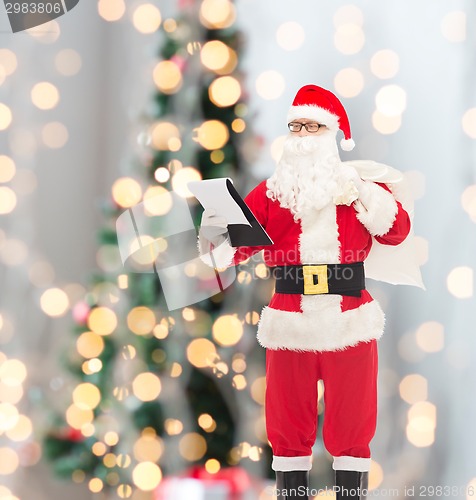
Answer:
[{"xmin": 283, "ymin": 135, "xmax": 322, "ymax": 156}]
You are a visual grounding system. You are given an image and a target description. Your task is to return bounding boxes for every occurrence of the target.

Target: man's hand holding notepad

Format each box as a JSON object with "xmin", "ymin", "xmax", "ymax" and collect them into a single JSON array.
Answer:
[{"xmin": 188, "ymin": 178, "xmax": 273, "ymax": 249}]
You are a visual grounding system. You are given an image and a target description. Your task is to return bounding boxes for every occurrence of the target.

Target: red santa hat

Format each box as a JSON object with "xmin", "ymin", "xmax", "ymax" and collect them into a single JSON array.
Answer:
[{"xmin": 287, "ymin": 84, "xmax": 356, "ymax": 151}]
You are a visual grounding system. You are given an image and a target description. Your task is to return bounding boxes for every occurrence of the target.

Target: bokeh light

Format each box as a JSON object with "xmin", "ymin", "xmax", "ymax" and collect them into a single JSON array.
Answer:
[
  {"xmin": 399, "ymin": 374, "xmax": 428, "ymax": 404},
  {"xmin": 199, "ymin": 0, "xmax": 236, "ymax": 30},
  {"xmin": 132, "ymin": 461, "xmax": 162, "ymax": 491},
  {"xmin": 171, "ymin": 166, "xmax": 202, "ymax": 197},
  {"xmin": 132, "ymin": 372, "xmax": 161, "ymax": 401},
  {"xmin": 163, "ymin": 18, "xmax": 177, "ymax": 33},
  {"xmin": 31, "ymin": 82, "xmax": 60, "ymax": 110},
  {"xmin": 153, "ymin": 60, "xmax": 182, "ymax": 94},
  {"xmin": 88, "ymin": 478, "xmax": 103, "ymax": 493},
  {"xmin": 447, "ymin": 266, "xmax": 473, "ymax": 299},
  {"xmin": 112, "ymin": 177, "xmax": 142, "ymax": 208},
  {"xmin": 205, "ymin": 458, "xmax": 220, "ymax": 474},
  {"xmin": 270, "ymin": 135, "xmax": 286, "ymax": 163},
  {"xmin": 0, "ymin": 155, "xmax": 15, "ymax": 182},
  {"xmin": 194, "ymin": 120, "xmax": 229, "ymax": 150},
  {"xmin": 133, "ymin": 434, "xmax": 164, "ymax": 462},
  {"xmin": 370, "ymin": 50, "xmax": 400, "ymax": 79},
  {"xmin": 0, "ymin": 447, "xmax": 19, "ymax": 475},
  {"xmin": 375, "ymin": 85, "xmax": 407, "ymax": 117},
  {"xmin": 333, "ymin": 5, "xmax": 364, "ymax": 27},
  {"xmin": 55, "ymin": 49, "xmax": 82, "ymax": 76},
  {"xmin": 0, "ymin": 238, "xmax": 28, "ymax": 267},
  {"xmin": 150, "ymin": 121, "xmax": 181, "ymax": 151},
  {"xmin": 40, "ymin": 288, "xmax": 69, "ymax": 317},
  {"xmin": 251, "ymin": 377, "xmax": 266, "ymax": 405},
  {"xmin": 462, "ymin": 108, "xmax": 476, "ymax": 139},
  {"xmin": 461, "ymin": 184, "xmax": 476, "ymax": 222},
  {"xmin": 154, "ymin": 167, "xmax": 170, "ymax": 183},
  {"xmin": 143, "ymin": 186, "xmax": 172, "ymax": 216},
  {"xmin": 368, "ymin": 460, "xmax": 384, "ymax": 490},
  {"xmin": 76, "ymin": 332, "xmax": 105, "ymax": 359},
  {"xmin": 0, "ymin": 359, "xmax": 27, "ymax": 387},
  {"xmin": 26, "ymin": 20, "xmax": 61, "ymax": 44},
  {"xmin": 198, "ymin": 413, "xmax": 216, "ymax": 432},
  {"xmin": 0, "ymin": 49, "xmax": 18, "ymax": 76},
  {"xmin": 276, "ymin": 22, "xmax": 305, "ymax": 51},
  {"xmin": 256, "ymin": 70, "xmax": 285, "ymax": 100},
  {"xmin": 212, "ymin": 315, "xmax": 243, "ymax": 346},
  {"xmin": 73, "ymin": 383, "xmax": 101, "ymax": 410},
  {"xmin": 441, "ymin": 11, "xmax": 466, "ymax": 43},
  {"xmin": 209, "ymin": 76, "xmax": 241, "ymax": 107},
  {"xmin": 467, "ymin": 479, "xmax": 476, "ymax": 500},
  {"xmin": 97, "ymin": 0, "xmax": 126, "ymax": 22},
  {"xmin": 232, "ymin": 374, "xmax": 246, "ymax": 390},
  {"xmin": 0, "ymin": 403, "xmax": 19, "ymax": 431},
  {"xmin": 0, "ymin": 187, "xmax": 17, "ymax": 214},
  {"xmin": 66, "ymin": 404, "xmax": 94, "ymax": 430},
  {"xmin": 372, "ymin": 111, "xmax": 402, "ymax": 135},
  {"xmin": 165, "ymin": 418, "xmax": 183, "ymax": 435},
  {"xmin": 87, "ymin": 307, "xmax": 118, "ymax": 336},
  {"xmin": 231, "ymin": 118, "xmax": 246, "ymax": 133},
  {"xmin": 28, "ymin": 260, "xmax": 55, "ymax": 288},
  {"xmin": 415, "ymin": 321, "xmax": 444, "ymax": 353},
  {"xmin": 41, "ymin": 122, "xmax": 69, "ymax": 149},
  {"xmin": 6, "ymin": 414, "xmax": 33, "ymax": 441},
  {"xmin": 187, "ymin": 338, "xmax": 217, "ymax": 368},
  {"xmin": 406, "ymin": 401, "xmax": 436, "ymax": 448},
  {"xmin": 334, "ymin": 23, "xmax": 365, "ymax": 55},
  {"xmin": 179, "ymin": 432, "xmax": 207, "ymax": 461},
  {"xmin": 127, "ymin": 307, "xmax": 156, "ymax": 336},
  {"xmin": 132, "ymin": 4, "xmax": 162, "ymax": 34},
  {"xmin": 0, "ymin": 103, "xmax": 12, "ymax": 130},
  {"xmin": 200, "ymin": 41, "xmax": 237, "ymax": 74},
  {"xmin": 334, "ymin": 68, "xmax": 364, "ymax": 98}
]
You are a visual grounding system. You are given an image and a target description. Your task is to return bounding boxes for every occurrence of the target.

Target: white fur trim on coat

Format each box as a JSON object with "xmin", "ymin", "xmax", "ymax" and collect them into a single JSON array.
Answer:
[
  {"xmin": 255, "ymin": 201, "xmax": 385, "ymax": 352},
  {"xmin": 333, "ymin": 456, "xmax": 372, "ymax": 472},
  {"xmin": 197, "ymin": 233, "xmax": 236, "ymax": 269},
  {"xmin": 287, "ymin": 105, "xmax": 340, "ymax": 131},
  {"xmin": 256, "ymin": 299, "xmax": 385, "ymax": 352},
  {"xmin": 354, "ymin": 181, "xmax": 398, "ymax": 237},
  {"xmin": 299, "ymin": 203, "xmax": 340, "ymax": 263},
  {"xmin": 272, "ymin": 455, "xmax": 313, "ymax": 472}
]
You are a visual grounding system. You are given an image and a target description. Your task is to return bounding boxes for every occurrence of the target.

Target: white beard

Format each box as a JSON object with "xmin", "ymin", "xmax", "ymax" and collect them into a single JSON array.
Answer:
[{"xmin": 266, "ymin": 132, "xmax": 342, "ymax": 220}]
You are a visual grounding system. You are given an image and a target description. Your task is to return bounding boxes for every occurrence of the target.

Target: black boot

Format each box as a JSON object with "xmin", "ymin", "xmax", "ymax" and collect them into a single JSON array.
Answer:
[
  {"xmin": 275, "ymin": 470, "xmax": 310, "ymax": 499},
  {"xmin": 335, "ymin": 470, "xmax": 368, "ymax": 499}
]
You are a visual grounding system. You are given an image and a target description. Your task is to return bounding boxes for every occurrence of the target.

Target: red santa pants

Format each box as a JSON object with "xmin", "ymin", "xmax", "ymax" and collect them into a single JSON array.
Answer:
[{"xmin": 265, "ymin": 339, "xmax": 378, "ymax": 473}]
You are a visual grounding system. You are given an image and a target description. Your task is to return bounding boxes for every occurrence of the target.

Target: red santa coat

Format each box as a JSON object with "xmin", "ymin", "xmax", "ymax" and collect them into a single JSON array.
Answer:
[{"xmin": 208, "ymin": 178, "xmax": 411, "ymax": 352}]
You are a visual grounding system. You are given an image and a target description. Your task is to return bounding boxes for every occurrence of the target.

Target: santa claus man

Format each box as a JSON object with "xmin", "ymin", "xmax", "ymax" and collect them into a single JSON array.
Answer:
[{"xmin": 199, "ymin": 85, "xmax": 411, "ymax": 500}]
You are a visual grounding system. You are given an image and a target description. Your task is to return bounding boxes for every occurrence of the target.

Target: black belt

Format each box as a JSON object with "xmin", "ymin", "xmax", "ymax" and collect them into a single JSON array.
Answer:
[{"xmin": 272, "ymin": 263, "xmax": 365, "ymax": 297}]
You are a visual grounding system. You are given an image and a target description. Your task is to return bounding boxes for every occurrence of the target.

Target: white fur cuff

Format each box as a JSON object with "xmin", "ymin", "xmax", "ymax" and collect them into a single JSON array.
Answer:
[
  {"xmin": 333, "ymin": 456, "xmax": 372, "ymax": 472},
  {"xmin": 354, "ymin": 181, "xmax": 398, "ymax": 236},
  {"xmin": 197, "ymin": 233, "xmax": 236, "ymax": 269},
  {"xmin": 272, "ymin": 455, "xmax": 313, "ymax": 472}
]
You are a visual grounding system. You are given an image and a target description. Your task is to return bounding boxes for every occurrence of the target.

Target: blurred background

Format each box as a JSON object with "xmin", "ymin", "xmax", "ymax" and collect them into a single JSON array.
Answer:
[{"xmin": 0, "ymin": 0, "xmax": 475, "ymax": 498}]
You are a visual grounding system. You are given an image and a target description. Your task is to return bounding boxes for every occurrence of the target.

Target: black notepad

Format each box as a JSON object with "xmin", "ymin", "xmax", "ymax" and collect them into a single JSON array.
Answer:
[{"xmin": 188, "ymin": 178, "xmax": 274, "ymax": 248}]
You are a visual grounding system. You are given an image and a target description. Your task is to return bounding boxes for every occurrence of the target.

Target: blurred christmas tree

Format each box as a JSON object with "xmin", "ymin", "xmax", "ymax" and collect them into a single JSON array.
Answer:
[{"xmin": 43, "ymin": 0, "xmax": 273, "ymax": 497}]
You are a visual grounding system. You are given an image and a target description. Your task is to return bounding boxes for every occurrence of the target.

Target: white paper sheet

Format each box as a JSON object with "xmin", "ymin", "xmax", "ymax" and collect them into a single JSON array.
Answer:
[{"xmin": 188, "ymin": 178, "xmax": 251, "ymax": 226}]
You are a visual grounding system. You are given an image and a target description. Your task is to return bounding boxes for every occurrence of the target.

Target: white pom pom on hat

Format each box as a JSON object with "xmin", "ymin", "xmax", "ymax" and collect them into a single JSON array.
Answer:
[
  {"xmin": 340, "ymin": 138, "xmax": 356, "ymax": 151},
  {"xmin": 287, "ymin": 85, "xmax": 356, "ymax": 151}
]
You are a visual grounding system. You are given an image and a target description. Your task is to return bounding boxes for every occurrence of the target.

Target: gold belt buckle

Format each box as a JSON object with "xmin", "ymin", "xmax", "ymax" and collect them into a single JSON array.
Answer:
[{"xmin": 303, "ymin": 265, "xmax": 329, "ymax": 295}]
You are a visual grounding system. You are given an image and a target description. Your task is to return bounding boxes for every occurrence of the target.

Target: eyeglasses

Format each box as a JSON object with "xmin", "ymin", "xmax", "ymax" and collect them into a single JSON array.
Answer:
[{"xmin": 288, "ymin": 122, "xmax": 327, "ymax": 133}]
